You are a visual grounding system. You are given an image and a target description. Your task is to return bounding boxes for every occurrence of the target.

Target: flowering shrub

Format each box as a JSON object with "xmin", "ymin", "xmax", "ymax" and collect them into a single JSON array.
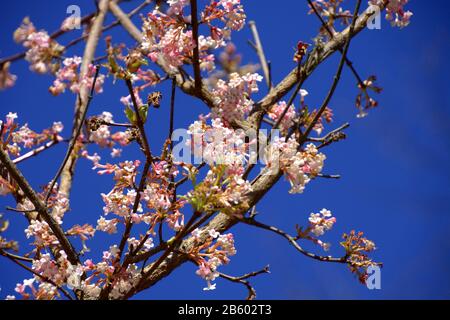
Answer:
[{"xmin": 0, "ymin": 0, "xmax": 411, "ymax": 300}]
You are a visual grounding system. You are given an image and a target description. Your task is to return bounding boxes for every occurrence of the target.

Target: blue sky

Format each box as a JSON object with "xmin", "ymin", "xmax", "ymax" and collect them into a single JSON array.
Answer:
[{"xmin": 1, "ymin": 0, "xmax": 449, "ymax": 299}]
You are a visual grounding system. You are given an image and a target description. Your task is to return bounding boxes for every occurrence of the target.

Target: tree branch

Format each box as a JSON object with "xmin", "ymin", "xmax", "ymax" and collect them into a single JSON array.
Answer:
[
  {"xmin": 190, "ymin": 0, "xmax": 202, "ymax": 93},
  {"xmin": 219, "ymin": 265, "xmax": 270, "ymax": 300},
  {"xmin": 240, "ymin": 217, "xmax": 347, "ymax": 263},
  {"xmin": 52, "ymin": 0, "xmax": 110, "ymax": 216},
  {"xmin": 0, "ymin": 148, "xmax": 79, "ymax": 265},
  {"xmin": 248, "ymin": 21, "xmax": 271, "ymax": 91}
]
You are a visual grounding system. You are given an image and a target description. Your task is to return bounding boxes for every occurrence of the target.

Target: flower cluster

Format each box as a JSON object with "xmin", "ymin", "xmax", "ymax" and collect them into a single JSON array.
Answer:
[
  {"xmin": 14, "ymin": 18, "xmax": 64, "ymax": 74},
  {"xmin": 370, "ymin": 0, "xmax": 413, "ymax": 28},
  {"xmin": 303, "ymin": 107, "xmax": 333, "ymax": 136},
  {"xmin": 308, "ymin": 209, "xmax": 336, "ymax": 237},
  {"xmin": 141, "ymin": 1, "xmax": 245, "ymax": 72},
  {"xmin": 267, "ymin": 101, "xmax": 297, "ymax": 134},
  {"xmin": 50, "ymin": 56, "xmax": 105, "ymax": 96},
  {"xmin": 12, "ymin": 121, "xmax": 64, "ymax": 152},
  {"xmin": 211, "ymin": 72, "xmax": 263, "ymax": 123},
  {"xmin": 202, "ymin": 0, "xmax": 246, "ymax": 34},
  {"xmin": 144, "ymin": 19, "xmax": 196, "ymax": 70},
  {"xmin": 0, "ymin": 112, "xmax": 64, "ymax": 157},
  {"xmin": 265, "ymin": 137, "xmax": 326, "ymax": 194},
  {"xmin": 191, "ymin": 228, "xmax": 236, "ymax": 291},
  {"xmin": 186, "ymin": 166, "xmax": 252, "ymax": 216},
  {"xmin": 296, "ymin": 208, "xmax": 336, "ymax": 251},
  {"xmin": 341, "ymin": 230, "xmax": 378, "ymax": 283},
  {"xmin": 187, "ymin": 117, "xmax": 254, "ymax": 175},
  {"xmin": 99, "ymin": 161, "xmax": 141, "ymax": 216}
]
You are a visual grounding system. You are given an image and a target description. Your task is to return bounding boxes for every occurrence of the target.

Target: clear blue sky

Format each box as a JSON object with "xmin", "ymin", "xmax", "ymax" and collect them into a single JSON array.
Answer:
[{"xmin": 1, "ymin": 0, "xmax": 449, "ymax": 299}]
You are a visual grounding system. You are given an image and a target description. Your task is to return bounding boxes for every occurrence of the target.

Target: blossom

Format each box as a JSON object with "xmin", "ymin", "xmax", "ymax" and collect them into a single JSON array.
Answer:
[
  {"xmin": 209, "ymin": 229, "xmax": 220, "ymax": 239},
  {"xmin": 267, "ymin": 101, "xmax": 297, "ymax": 133},
  {"xmin": 212, "ymin": 72, "xmax": 262, "ymax": 123},
  {"xmin": 370, "ymin": 0, "xmax": 412, "ymax": 28},
  {"xmin": 141, "ymin": 182, "xmax": 172, "ymax": 212},
  {"xmin": 264, "ymin": 137, "xmax": 326, "ymax": 194},
  {"xmin": 194, "ymin": 231, "xmax": 236, "ymax": 291},
  {"xmin": 14, "ymin": 19, "xmax": 64, "ymax": 74},
  {"xmin": 167, "ymin": 0, "xmax": 189, "ymax": 15},
  {"xmin": 88, "ymin": 112, "xmax": 114, "ymax": 148},
  {"xmin": 96, "ymin": 216, "xmax": 119, "ymax": 234},
  {"xmin": 0, "ymin": 62, "xmax": 17, "ymax": 90},
  {"xmin": 111, "ymin": 148, "xmax": 122, "ymax": 158},
  {"xmin": 50, "ymin": 57, "xmax": 105, "ymax": 96},
  {"xmin": 187, "ymin": 117, "xmax": 253, "ymax": 175},
  {"xmin": 308, "ymin": 208, "xmax": 336, "ymax": 237}
]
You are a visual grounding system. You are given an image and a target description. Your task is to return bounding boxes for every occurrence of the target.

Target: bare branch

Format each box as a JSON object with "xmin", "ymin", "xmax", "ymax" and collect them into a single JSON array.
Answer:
[
  {"xmin": 248, "ymin": 21, "xmax": 271, "ymax": 90},
  {"xmin": 190, "ymin": 0, "xmax": 202, "ymax": 93},
  {"xmin": 219, "ymin": 265, "xmax": 270, "ymax": 300},
  {"xmin": 300, "ymin": 0, "xmax": 362, "ymax": 143},
  {"xmin": 109, "ymin": 0, "xmax": 145, "ymax": 42},
  {"xmin": 13, "ymin": 140, "xmax": 60, "ymax": 165},
  {"xmin": 53, "ymin": 0, "xmax": 110, "ymax": 216},
  {"xmin": 240, "ymin": 217, "xmax": 347, "ymax": 264}
]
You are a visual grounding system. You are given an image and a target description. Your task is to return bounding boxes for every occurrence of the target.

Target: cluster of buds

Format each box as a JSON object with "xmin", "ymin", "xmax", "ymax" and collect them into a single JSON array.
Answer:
[
  {"xmin": 294, "ymin": 41, "xmax": 310, "ymax": 63},
  {"xmin": 341, "ymin": 230, "xmax": 379, "ymax": 283}
]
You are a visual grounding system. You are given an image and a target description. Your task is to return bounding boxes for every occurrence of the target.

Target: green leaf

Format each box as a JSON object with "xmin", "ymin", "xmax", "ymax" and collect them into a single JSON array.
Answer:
[{"xmin": 124, "ymin": 106, "xmax": 136, "ymax": 124}]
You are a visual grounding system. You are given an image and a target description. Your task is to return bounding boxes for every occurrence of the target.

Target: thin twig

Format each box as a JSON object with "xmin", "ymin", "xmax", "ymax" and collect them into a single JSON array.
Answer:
[
  {"xmin": 125, "ymin": 79, "xmax": 153, "ymax": 159},
  {"xmin": 131, "ymin": 211, "xmax": 202, "ymax": 294},
  {"xmin": 108, "ymin": 0, "xmax": 145, "ymax": 42},
  {"xmin": 12, "ymin": 140, "xmax": 60, "ymax": 164},
  {"xmin": 241, "ymin": 217, "xmax": 346, "ymax": 263},
  {"xmin": 44, "ymin": 66, "xmax": 101, "ymax": 204},
  {"xmin": 0, "ymin": 249, "xmax": 33, "ymax": 262},
  {"xmin": 169, "ymin": 78, "xmax": 176, "ymax": 150},
  {"xmin": 101, "ymin": 121, "xmax": 135, "ymax": 128},
  {"xmin": 248, "ymin": 21, "xmax": 271, "ymax": 91},
  {"xmin": 5, "ymin": 206, "xmax": 37, "ymax": 214},
  {"xmin": 190, "ymin": 0, "xmax": 202, "ymax": 93},
  {"xmin": 219, "ymin": 265, "xmax": 270, "ymax": 300},
  {"xmin": 317, "ymin": 173, "xmax": 341, "ymax": 179}
]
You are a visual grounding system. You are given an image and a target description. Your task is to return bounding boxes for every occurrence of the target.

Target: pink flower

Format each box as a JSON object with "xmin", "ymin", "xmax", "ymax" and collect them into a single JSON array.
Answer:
[
  {"xmin": 267, "ymin": 101, "xmax": 297, "ymax": 133},
  {"xmin": 212, "ymin": 73, "xmax": 262, "ymax": 123},
  {"xmin": 0, "ymin": 62, "xmax": 17, "ymax": 90}
]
